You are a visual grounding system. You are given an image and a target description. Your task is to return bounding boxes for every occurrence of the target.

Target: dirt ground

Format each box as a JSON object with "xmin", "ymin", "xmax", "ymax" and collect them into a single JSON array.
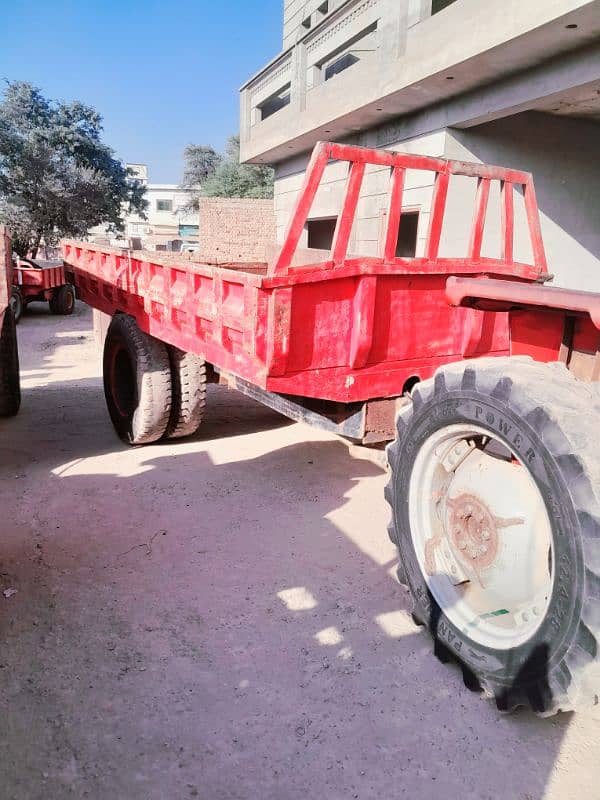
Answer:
[{"xmin": 1, "ymin": 302, "xmax": 599, "ymax": 800}]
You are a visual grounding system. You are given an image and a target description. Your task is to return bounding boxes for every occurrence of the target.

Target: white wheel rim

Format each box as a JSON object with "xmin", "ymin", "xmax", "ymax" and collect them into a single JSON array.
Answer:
[{"xmin": 408, "ymin": 423, "xmax": 554, "ymax": 650}]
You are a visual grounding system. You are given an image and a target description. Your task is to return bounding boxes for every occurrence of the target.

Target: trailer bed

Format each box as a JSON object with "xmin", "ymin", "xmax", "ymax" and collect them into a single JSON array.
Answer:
[{"xmin": 63, "ymin": 141, "xmax": 548, "ymax": 404}]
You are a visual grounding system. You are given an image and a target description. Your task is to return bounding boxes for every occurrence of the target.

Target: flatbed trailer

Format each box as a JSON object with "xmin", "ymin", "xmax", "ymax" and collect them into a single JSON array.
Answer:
[{"xmin": 63, "ymin": 142, "xmax": 600, "ymax": 716}]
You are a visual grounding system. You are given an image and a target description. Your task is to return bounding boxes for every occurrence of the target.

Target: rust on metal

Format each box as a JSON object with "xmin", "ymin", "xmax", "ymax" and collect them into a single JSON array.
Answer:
[
  {"xmin": 424, "ymin": 491, "xmax": 525, "ymax": 579},
  {"xmin": 446, "ymin": 493, "xmax": 500, "ymax": 572}
]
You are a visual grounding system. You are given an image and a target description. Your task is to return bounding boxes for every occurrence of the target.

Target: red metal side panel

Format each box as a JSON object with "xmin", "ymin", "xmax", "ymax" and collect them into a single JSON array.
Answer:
[
  {"xmin": 368, "ymin": 276, "xmax": 508, "ymax": 365},
  {"xmin": 64, "ymin": 242, "xmax": 269, "ymax": 387},
  {"xmin": 17, "ymin": 265, "xmax": 65, "ymax": 289},
  {"xmin": 510, "ymin": 311, "xmax": 564, "ymax": 362},
  {"xmin": 277, "ymin": 272, "xmax": 509, "ymax": 401}
]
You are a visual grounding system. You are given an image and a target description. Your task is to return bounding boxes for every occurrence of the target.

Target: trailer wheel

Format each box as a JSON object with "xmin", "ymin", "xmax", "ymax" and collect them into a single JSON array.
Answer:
[
  {"xmin": 0, "ymin": 307, "xmax": 21, "ymax": 417},
  {"xmin": 164, "ymin": 347, "xmax": 206, "ymax": 439},
  {"xmin": 50, "ymin": 284, "xmax": 75, "ymax": 315},
  {"xmin": 10, "ymin": 287, "xmax": 23, "ymax": 324},
  {"xmin": 103, "ymin": 314, "xmax": 172, "ymax": 445},
  {"xmin": 386, "ymin": 357, "xmax": 600, "ymax": 715}
]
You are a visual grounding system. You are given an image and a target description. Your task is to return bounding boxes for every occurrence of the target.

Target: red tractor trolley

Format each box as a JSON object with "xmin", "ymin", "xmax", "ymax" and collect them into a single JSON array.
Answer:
[
  {"xmin": 11, "ymin": 258, "xmax": 76, "ymax": 323},
  {"xmin": 62, "ymin": 142, "xmax": 600, "ymax": 716}
]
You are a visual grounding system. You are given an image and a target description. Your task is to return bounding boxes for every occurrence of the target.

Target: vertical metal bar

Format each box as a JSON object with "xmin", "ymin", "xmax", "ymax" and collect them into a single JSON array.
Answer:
[
  {"xmin": 270, "ymin": 142, "xmax": 330, "ymax": 276},
  {"xmin": 425, "ymin": 170, "xmax": 450, "ymax": 261},
  {"xmin": 523, "ymin": 177, "xmax": 548, "ymax": 274},
  {"xmin": 468, "ymin": 177, "xmax": 490, "ymax": 260},
  {"xmin": 383, "ymin": 167, "xmax": 405, "ymax": 261},
  {"xmin": 331, "ymin": 161, "xmax": 365, "ymax": 265},
  {"xmin": 501, "ymin": 180, "xmax": 514, "ymax": 264}
]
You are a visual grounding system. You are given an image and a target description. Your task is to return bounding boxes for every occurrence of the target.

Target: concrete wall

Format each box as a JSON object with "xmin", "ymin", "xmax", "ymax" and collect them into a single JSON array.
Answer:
[
  {"xmin": 274, "ymin": 129, "xmax": 446, "ymax": 255},
  {"xmin": 445, "ymin": 112, "xmax": 600, "ymax": 291},
  {"xmin": 283, "ymin": 0, "xmax": 348, "ymax": 49},
  {"xmin": 272, "ymin": 111, "xmax": 600, "ymax": 292},
  {"xmin": 198, "ymin": 198, "xmax": 276, "ymax": 263},
  {"xmin": 242, "ymin": 0, "xmax": 600, "ymax": 164}
]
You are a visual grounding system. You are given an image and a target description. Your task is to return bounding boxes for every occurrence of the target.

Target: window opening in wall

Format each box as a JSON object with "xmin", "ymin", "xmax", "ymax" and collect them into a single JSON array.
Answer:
[
  {"xmin": 302, "ymin": 15, "xmax": 312, "ymax": 29},
  {"xmin": 318, "ymin": 1, "xmax": 329, "ymax": 15},
  {"xmin": 258, "ymin": 83, "xmax": 291, "ymax": 121},
  {"xmin": 307, "ymin": 217, "xmax": 338, "ymax": 250},
  {"xmin": 321, "ymin": 22, "xmax": 377, "ymax": 83},
  {"xmin": 432, "ymin": 0, "xmax": 459, "ymax": 14},
  {"xmin": 156, "ymin": 199, "xmax": 173, "ymax": 212},
  {"xmin": 396, "ymin": 211, "xmax": 419, "ymax": 258},
  {"xmin": 325, "ymin": 52, "xmax": 359, "ymax": 81}
]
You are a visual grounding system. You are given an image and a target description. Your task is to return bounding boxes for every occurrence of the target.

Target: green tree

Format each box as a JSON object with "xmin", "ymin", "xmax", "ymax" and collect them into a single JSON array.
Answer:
[
  {"xmin": 180, "ymin": 143, "xmax": 222, "ymax": 211},
  {"xmin": 0, "ymin": 81, "xmax": 147, "ymax": 256},
  {"xmin": 182, "ymin": 135, "xmax": 273, "ymax": 205}
]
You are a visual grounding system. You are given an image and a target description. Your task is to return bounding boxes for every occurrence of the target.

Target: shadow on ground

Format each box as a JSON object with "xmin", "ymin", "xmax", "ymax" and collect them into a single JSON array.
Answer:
[{"xmin": 0, "ymin": 305, "xmax": 582, "ymax": 800}]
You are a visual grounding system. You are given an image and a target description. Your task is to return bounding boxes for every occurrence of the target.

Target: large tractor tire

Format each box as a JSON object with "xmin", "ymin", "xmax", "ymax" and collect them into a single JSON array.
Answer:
[
  {"xmin": 164, "ymin": 346, "xmax": 207, "ymax": 440},
  {"xmin": 49, "ymin": 284, "xmax": 76, "ymax": 315},
  {"xmin": 0, "ymin": 307, "xmax": 21, "ymax": 417},
  {"xmin": 103, "ymin": 314, "xmax": 172, "ymax": 445},
  {"xmin": 10, "ymin": 287, "xmax": 23, "ymax": 324},
  {"xmin": 386, "ymin": 356, "xmax": 600, "ymax": 715}
]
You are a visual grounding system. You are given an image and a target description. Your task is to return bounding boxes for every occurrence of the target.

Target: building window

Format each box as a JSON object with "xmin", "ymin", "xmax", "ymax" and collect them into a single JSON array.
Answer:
[
  {"xmin": 156, "ymin": 199, "xmax": 173, "ymax": 212},
  {"xmin": 318, "ymin": 1, "xmax": 329, "ymax": 15},
  {"xmin": 179, "ymin": 224, "xmax": 199, "ymax": 238},
  {"xmin": 320, "ymin": 23, "xmax": 377, "ymax": 83},
  {"xmin": 258, "ymin": 83, "xmax": 291, "ymax": 121},
  {"xmin": 432, "ymin": 0, "xmax": 459, "ymax": 14},
  {"xmin": 324, "ymin": 52, "xmax": 359, "ymax": 81},
  {"xmin": 396, "ymin": 211, "xmax": 419, "ymax": 258},
  {"xmin": 302, "ymin": 15, "xmax": 312, "ymax": 29},
  {"xmin": 307, "ymin": 217, "xmax": 337, "ymax": 250}
]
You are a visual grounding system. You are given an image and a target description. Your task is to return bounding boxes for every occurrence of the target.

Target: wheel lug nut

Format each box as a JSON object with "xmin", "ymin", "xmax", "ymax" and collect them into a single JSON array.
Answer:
[
  {"xmin": 522, "ymin": 612, "xmax": 529, "ymax": 622},
  {"xmin": 480, "ymin": 544, "xmax": 488, "ymax": 554}
]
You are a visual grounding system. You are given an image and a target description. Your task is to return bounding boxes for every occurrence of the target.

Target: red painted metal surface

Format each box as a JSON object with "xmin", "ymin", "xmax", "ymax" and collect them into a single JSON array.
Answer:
[
  {"xmin": 446, "ymin": 277, "xmax": 600, "ymax": 330},
  {"xmin": 446, "ymin": 276, "xmax": 600, "ymax": 371},
  {"xmin": 13, "ymin": 261, "xmax": 66, "ymax": 300},
  {"xmin": 63, "ymin": 141, "xmax": 550, "ymax": 403},
  {"xmin": 0, "ymin": 227, "xmax": 11, "ymax": 314}
]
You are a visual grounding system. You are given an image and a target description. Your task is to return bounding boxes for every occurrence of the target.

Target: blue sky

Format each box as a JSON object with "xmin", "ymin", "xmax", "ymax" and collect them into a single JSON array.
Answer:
[{"xmin": 1, "ymin": 0, "xmax": 282, "ymax": 182}]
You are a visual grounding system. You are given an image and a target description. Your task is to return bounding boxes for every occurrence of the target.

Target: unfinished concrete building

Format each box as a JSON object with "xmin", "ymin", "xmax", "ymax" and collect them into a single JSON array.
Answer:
[{"xmin": 240, "ymin": 0, "xmax": 600, "ymax": 289}]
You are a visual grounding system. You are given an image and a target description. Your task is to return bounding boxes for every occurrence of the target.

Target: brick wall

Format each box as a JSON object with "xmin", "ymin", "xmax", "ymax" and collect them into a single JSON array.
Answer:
[{"xmin": 198, "ymin": 198, "xmax": 276, "ymax": 263}]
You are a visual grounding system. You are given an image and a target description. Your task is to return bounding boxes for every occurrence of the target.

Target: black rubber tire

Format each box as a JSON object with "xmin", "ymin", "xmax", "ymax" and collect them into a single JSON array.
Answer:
[
  {"xmin": 50, "ymin": 284, "xmax": 75, "ymax": 315},
  {"xmin": 10, "ymin": 287, "xmax": 23, "ymax": 324},
  {"xmin": 103, "ymin": 314, "xmax": 172, "ymax": 445},
  {"xmin": 164, "ymin": 346, "xmax": 207, "ymax": 439},
  {"xmin": 386, "ymin": 356, "xmax": 600, "ymax": 715},
  {"xmin": 0, "ymin": 307, "xmax": 21, "ymax": 417}
]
